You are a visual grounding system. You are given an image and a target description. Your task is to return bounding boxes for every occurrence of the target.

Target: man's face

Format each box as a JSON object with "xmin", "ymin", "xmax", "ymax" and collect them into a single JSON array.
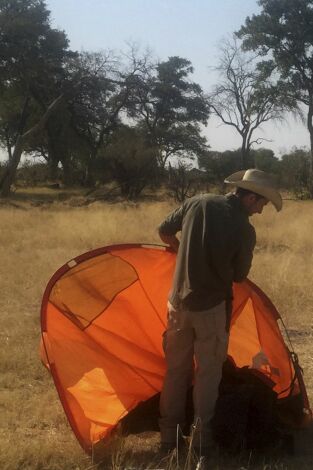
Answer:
[{"xmin": 243, "ymin": 194, "xmax": 269, "ymax": 216}]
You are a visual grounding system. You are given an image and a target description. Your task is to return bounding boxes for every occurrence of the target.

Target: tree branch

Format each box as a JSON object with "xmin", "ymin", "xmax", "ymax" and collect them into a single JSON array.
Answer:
[{"xmin": 22, "ymin": 95, "xmax": 64, "ymax": 140}]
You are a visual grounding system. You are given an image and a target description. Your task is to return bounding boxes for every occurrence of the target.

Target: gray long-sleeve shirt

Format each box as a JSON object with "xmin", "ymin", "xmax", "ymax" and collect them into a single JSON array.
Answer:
[{"xmin": 158, "ymin": 193, "xmax": 256, "ymax": 311}]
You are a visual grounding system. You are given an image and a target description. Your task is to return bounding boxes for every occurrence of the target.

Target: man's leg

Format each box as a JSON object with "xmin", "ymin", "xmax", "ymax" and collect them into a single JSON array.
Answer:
[
  {"xmin": 191, "ymin": 302, "xmax": 229, "ymax": 452},
  {"xmin": 159, "ymin": 304, "xmax": 194, "ymax": 446}
]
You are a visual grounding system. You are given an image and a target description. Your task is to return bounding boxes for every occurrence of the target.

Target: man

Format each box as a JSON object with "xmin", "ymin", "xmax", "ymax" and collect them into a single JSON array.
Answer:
[{"xmin": 158, "ymin": 168, "xmax": 282, "ymax": 458}]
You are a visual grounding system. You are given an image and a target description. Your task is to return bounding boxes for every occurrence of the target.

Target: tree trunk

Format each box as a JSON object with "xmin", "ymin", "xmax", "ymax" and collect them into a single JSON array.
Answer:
[
  {"xmin": 241, "ymin": 137, "xmax": 250, "ymax": 169},
  {"xmin": 48, "ymin": 157, "xmax": 59, "ymax": 181},
  {"xmin": 46, "ymin": 127, "xmax": 60, "ymax": 180},
  {"xmin": 307, "ymin": 101, "xmax": 313, "ymax": 198},
  {"xmin": 5, "ymin": 131, "xmax": 13, "ymax": 162},
  {"xmin": 0, "ymin": 136, "xmax": 24, "ymax": 197},
  {"xmin": 60, "ymin": 156, "xmax": 72, "ymax": 186},
  {"xmin": 0, "ymin": 95, "xmax": 30, "ymax": 196},
  {"xmin": 84, "ymin": 150, "xmax": 97, "ymax": 187}
]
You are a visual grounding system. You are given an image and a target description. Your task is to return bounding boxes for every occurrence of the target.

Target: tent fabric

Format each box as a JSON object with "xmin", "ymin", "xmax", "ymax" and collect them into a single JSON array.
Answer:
[{"xmin": 40, "ymin": 244, "xmax": 312, "ymax": 454}]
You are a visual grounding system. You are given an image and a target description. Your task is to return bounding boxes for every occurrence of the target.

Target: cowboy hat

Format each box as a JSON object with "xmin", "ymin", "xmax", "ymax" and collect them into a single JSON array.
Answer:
[{"xmin": 224, "ymin": 168, "xmax": 282, "ymax": 212}]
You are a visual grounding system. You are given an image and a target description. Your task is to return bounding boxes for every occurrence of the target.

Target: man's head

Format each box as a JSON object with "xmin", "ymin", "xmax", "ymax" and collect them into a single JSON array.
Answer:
[
  {"xmin": 224, "ymin": 168, "xmax": 282, "ymax": 214},
  {"xmin": 235, "ymin": 187, "xmax": 269, "ymax": 216}
]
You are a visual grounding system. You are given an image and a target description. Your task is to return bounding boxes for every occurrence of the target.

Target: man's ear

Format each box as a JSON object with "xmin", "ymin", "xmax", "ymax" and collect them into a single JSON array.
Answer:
[{"xmin": 244, "ymin": 193, "xmax": 256, "ymax": 206}]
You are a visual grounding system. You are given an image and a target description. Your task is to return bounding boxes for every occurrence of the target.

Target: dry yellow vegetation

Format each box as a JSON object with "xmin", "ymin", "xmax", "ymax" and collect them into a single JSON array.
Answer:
[{"xmin": 0, "ymin": 192, "xmax": 312, "ymax": 469}]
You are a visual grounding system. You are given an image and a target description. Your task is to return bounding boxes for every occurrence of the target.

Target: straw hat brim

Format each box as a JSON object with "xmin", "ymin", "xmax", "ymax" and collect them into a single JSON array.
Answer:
[{"xmin": 224, "ymin": 170, "xmax": 282, "ymax": 212}]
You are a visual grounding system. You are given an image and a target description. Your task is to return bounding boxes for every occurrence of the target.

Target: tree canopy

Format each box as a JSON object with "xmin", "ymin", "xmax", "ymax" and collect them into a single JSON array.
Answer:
[
  {"xmin": 129, "ymin": 56, "xmax": 209, "ymax": 168},
  {"xmin": 237, "ymin": 0, "xmax": 313, "ymax": 193},
  {"xmin": 0, "ymin": 0, "xmax": 71, "ymax": 195},
  {"xmin": 0, "ymin": 0, "xmax": 312, "ymax": 199}
]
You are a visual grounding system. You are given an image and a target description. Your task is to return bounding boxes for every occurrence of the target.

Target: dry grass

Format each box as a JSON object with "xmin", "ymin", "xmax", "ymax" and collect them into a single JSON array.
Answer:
[{"xmin": 0, "ymin": 190, "xmax": 312, "ymax": 469}]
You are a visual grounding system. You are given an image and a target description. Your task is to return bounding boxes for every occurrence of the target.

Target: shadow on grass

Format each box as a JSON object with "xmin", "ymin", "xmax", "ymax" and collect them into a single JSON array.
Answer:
[
  {"xmin": 0, "ymin": 185, "xmax": 172, "ymax": 208},
  {"xmin": 92, "ymin": 423, "xmax": 313, "ymax": 470},
  {"xmin": 12, "ymin": 187, "xmax": 83, "ymax": 202}
]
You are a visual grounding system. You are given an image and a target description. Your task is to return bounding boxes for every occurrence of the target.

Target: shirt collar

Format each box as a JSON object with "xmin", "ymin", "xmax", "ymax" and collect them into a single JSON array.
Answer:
[{"xmin": 226, "ymin": 192, "xmax": 249, "ymax": 216}]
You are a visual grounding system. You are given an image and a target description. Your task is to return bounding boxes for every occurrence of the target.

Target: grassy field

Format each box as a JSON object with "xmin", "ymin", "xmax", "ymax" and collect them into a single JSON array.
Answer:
[{"xmin": 1, "ymin": 189, "xmax": 313, "ymax": 469}]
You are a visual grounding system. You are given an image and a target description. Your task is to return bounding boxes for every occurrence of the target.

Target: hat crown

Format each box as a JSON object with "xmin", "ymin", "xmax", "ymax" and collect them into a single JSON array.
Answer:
[{"xmin": 242, "ymin": 169, "xmax": 277, "ymax": 188}]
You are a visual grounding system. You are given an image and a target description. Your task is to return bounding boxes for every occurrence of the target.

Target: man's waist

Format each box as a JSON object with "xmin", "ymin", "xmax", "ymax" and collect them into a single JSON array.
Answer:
[{"xmin": 169, "ymin": 289, "xmax": 232, "ymax": 312}]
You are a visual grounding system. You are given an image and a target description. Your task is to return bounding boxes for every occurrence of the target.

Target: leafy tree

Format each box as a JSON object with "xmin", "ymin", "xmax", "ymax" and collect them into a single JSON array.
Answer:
[
  {"xmin": 130, "ymin": 56, "xmax": 209, "ymax": 169},
  {"xmin": 251, "ymin": 147, "xmax": 280, "ymax": 174},
  {"xmin": 67, "ymin": 50, "xmax": 148, "ymax": 186},
  {"xmin": 0, "ymin": 95, "xmax": 63, "ymax": 196},
  {"xmin": 0, "ymin": 0, "xmax": 70, "ymax": 195},
  {"xmin": 23, "ymin": 100, "xmax": 75, "ymax": 182},
  {"xmin": 209, "ymin": 37, "xmax": 292, "ymax": 169},
  {"xmin": 199, "ymin": 146, "xmax": 280, "ymax": 188},
  {"xmin": 0, "ymin": 87, "xmax": 26, "ymax": 161},
  {"xmin": 198, "ymin": 148, "xmax": 249, "ymax": 186},
  {"xmin": 105, "ymin": 126, "xmax": 158, "ymax": 200},
  {"xmin": 237, "ymin": 0, "xmax": 313, "ymax": 194},
  {"xmin": 280, "ymin": 147, "xmax": 311, "ymax": 197},
  {"xmin": 0, "ymin": 0, "xmax": 69, "ymax": 90}
]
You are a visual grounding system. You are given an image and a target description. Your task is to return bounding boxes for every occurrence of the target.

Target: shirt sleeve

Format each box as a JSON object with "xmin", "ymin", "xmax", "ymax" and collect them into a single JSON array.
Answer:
[
  {"xmin": 158, "ymin": 204, "xmax": 184, "ymax": 236},
  {"xmin": 233, "ymin": 223, "xmax": 256, "ymax": 282}
]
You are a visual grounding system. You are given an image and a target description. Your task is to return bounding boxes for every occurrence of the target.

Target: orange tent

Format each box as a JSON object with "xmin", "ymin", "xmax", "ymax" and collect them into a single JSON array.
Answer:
[{"xmin": 40, "ymin": 244, "xmax": 312, "ymax": 454}]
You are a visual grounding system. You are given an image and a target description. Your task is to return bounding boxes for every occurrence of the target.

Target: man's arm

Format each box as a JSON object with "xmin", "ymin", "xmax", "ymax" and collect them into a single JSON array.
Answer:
[
  {"xmin": 157, "ymin": 204, "xmax": 184, "ymax": 253},
  {"xmin": 233, "ymin": 224, "xmax": 256, "ymax": 282},
  {"xmin": 158, "ymin": 231, "xmax": 180, "ymax": 253}
]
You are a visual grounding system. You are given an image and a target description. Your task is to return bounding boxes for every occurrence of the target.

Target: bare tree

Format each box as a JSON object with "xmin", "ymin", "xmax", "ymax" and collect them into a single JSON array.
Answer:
[{"xmin": 209, "ymin": 37, "xmax": 294, "ymax": 168}]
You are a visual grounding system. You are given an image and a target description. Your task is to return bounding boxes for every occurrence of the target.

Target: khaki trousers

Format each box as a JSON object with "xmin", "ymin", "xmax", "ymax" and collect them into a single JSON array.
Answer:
[{"xmin": 159, "ymin": 301, "xmax": 229, "ymax": 446}]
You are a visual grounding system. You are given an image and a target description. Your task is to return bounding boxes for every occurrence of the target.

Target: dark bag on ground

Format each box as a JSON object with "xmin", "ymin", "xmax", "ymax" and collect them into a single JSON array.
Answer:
[
  {"xmin": 211, "ymin": 358, "xmax": 285, "ymax": 452},
  {"xmin": 121, "ymin": 357, "xmax": 292, "ymax": 453}
]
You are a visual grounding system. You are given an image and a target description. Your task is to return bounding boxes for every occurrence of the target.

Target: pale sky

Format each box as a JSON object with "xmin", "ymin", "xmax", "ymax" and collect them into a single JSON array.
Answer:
[{"xmin": 1, "ymin": 0, "xmax": 310, "ymax": 161}]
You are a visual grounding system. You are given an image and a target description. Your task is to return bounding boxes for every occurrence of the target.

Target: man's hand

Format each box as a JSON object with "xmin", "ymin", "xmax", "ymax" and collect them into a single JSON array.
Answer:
[{"xmin": 158, "ymin": 232, "xmax": 180, "ymax": 253}]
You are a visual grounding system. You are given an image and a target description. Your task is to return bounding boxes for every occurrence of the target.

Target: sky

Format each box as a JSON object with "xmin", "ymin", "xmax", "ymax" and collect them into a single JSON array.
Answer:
[{"xmin": 1, "ymin": 0, "xmax": 310, "ymax": 161}]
